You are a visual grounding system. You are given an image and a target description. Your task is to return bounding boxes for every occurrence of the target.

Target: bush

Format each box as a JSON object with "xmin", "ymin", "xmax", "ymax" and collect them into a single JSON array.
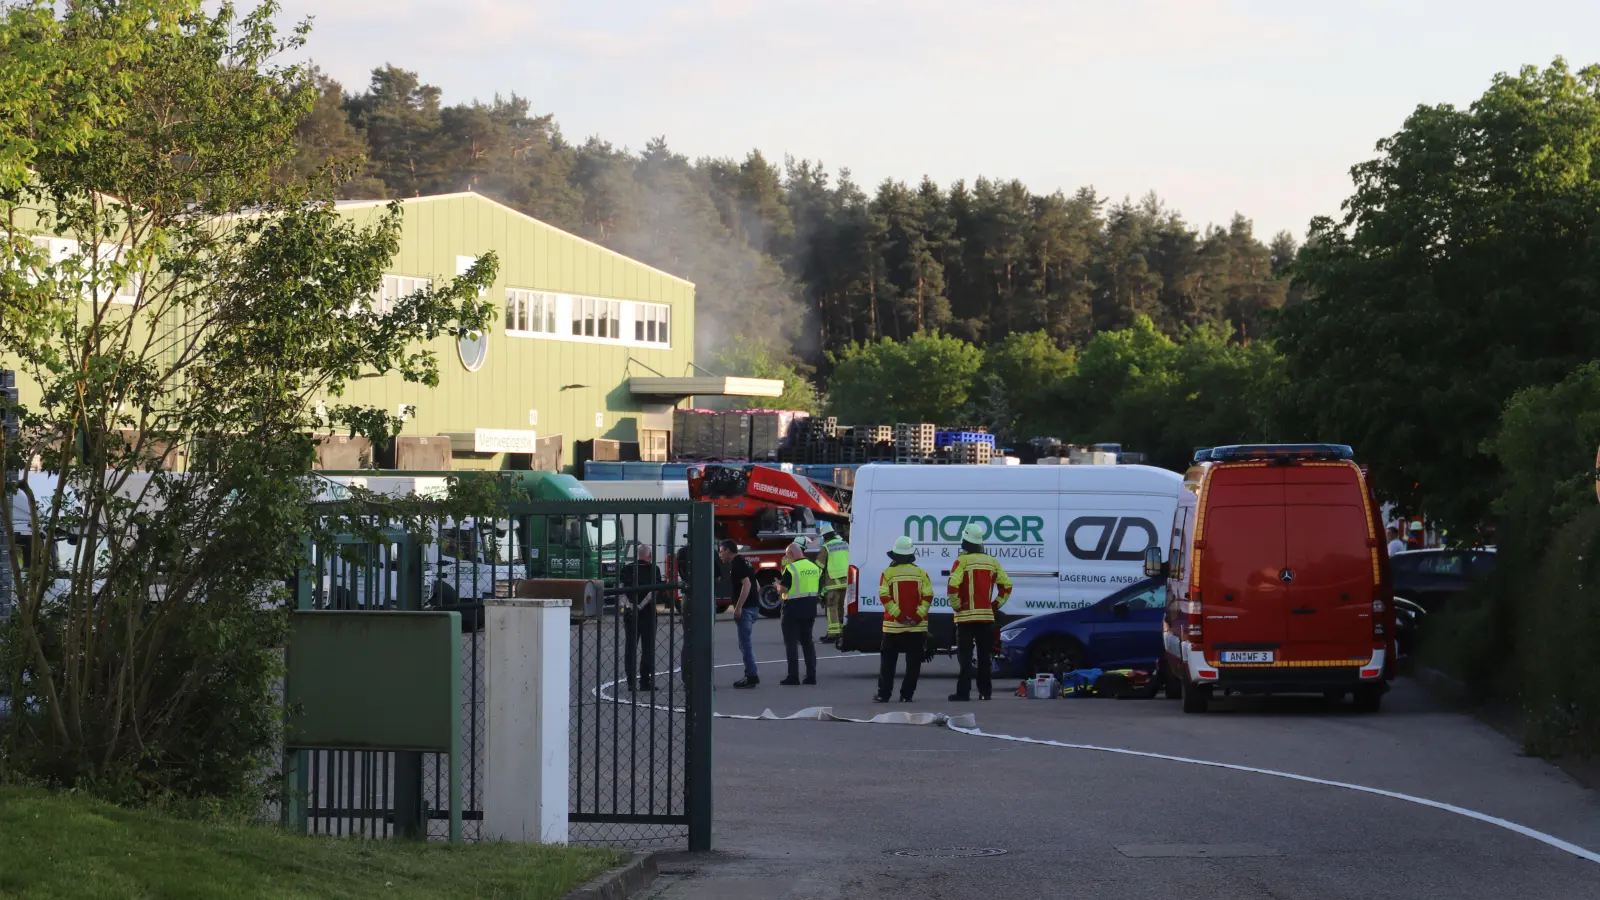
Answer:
[{"xmin": 1518, "ymin": 507, "xmax": 1600, "ymax": 757}]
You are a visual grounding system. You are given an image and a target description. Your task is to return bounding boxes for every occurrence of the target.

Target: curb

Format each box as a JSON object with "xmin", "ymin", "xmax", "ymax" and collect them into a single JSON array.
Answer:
[{"xmin": 564, "ymin": 851, "xmax": 659, "ymax": 900}]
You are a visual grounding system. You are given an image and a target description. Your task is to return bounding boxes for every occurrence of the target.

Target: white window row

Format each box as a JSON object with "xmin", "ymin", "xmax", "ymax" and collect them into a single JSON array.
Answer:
[
  {"xmin": 505, "ymin": 289, "xmax": 670, "ymax": 348},
  {"xmin": 18, "ymin": 235, "xmax": 139, "ymax": 304},
  {"xmin": 364, "ymin": 276, "xmax": 673, "ymax": 350},
  {"xmin": 372, "ymin": 274, "xmax": 432, "ymax": 315}
]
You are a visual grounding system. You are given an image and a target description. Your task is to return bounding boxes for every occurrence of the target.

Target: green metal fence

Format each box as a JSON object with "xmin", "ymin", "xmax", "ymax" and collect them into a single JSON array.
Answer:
[{"xmin": 284, "ymin": 498, "xmax": 716, "ymax": 850}]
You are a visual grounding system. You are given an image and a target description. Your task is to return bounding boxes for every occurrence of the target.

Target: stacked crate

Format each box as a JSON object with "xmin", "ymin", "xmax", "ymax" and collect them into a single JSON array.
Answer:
[
  {"xmin": 951, "ymin": 441, "xmax": 995, "ymax": 465},
  {"xmin": 893, "ymin": 423, "xmax": 936, "ymax": 462},
  {"xmin": 807, "ymin": 416, "xmax": 839, "ymax": 440},
  {"xmin": 856, "ymin": 424, "xmax": 893, "ymax": 444}
]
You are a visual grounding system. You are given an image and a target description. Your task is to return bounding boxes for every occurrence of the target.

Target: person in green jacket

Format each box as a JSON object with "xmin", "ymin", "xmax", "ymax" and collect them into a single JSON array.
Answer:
[{"xmin": 818, "ymin": 525, "xmax": 850, "ymax": 644}]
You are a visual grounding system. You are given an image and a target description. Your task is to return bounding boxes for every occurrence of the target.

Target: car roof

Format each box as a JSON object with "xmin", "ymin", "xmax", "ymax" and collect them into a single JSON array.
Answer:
[{"xmin": 853, "ymin": 463, "xmax": 1182, "ymax": 495}]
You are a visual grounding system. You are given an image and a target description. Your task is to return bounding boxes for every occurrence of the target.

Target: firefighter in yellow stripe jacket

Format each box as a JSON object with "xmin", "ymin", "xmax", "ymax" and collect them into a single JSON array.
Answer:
[
  {"xmin": 947, "ymin": 523, "xmax": 1014, "ymax": 701},
  {"xmin": 875, "ymin": 535, "xmax": 933, "ymax": 703}
]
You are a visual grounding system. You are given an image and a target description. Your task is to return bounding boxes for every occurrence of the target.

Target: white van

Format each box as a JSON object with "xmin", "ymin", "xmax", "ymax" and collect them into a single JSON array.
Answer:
[{"xmin": 839, "ymin": 463, "xmax": 1184, "ymax": 653}]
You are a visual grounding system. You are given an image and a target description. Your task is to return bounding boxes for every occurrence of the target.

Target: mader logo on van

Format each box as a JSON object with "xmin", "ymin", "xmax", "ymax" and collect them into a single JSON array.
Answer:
[
  {"xmin": 1064, "ymin": 516, "xmax": 1158, "ymax": 561},
  {"xmin": 903, "ymin": 514, "xmax": 1045, "ymax": 544}
]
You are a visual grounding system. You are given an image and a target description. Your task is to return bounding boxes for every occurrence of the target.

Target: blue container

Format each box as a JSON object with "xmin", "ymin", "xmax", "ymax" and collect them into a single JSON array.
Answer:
[
  {"xmin": 936, "ymin": 432, "xmax": 996, "ymax": 448},
  {"xmin": 583, "ymin": 461, "xmax": 626, "ymax": 481}
]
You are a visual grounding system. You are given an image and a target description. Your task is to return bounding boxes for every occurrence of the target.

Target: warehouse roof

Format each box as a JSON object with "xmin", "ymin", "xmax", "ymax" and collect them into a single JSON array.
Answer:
[{"xmin": 332, "ymin": 192, "xmax": 695, "ymax": 288}]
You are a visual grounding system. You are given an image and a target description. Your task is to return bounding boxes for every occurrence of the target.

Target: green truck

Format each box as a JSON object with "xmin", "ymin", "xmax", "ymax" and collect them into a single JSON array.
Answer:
[{"xmin": 317, "ymin": 470, "xmax": 624, "ymax": 591}]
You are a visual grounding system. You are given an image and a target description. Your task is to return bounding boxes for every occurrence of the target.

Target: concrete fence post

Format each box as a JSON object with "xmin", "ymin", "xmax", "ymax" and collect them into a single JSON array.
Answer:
[{"xmin": 482, "ymin": 596, "xmax": 571, "ymax": 843}]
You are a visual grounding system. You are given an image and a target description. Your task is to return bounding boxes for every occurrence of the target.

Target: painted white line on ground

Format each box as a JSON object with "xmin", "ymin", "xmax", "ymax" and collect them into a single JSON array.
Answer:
[
  {"xmin": 944, "ymin": 721, "xmax": 1600, "ymax": 866},
  {"xmin": 598, "ymin": 653, "xmax": 899, "ymax": 722},
  {"xmin": 596, "ymin": 649, "xmax": 1600, "ymax": 866}
]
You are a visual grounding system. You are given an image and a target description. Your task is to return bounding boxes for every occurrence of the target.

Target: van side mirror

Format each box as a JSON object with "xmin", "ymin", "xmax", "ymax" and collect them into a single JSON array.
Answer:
[{"xmin": 1143, "ymin": 546, "xmax": 1166, "ymax": 578}]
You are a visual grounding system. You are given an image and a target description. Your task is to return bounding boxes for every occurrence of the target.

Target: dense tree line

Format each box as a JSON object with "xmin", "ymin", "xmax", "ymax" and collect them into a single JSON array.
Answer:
[
  {"xmin": 290, "ymin": 66, "xmax": 1298, "ymax": 369},
  {"xmin": 822, "ymin": 320, "xmax": 1281, "ymax": 472}
]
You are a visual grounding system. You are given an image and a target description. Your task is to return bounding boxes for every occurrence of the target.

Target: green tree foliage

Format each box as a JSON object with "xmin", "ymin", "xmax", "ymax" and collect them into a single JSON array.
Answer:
[
  {"xmin": 1518, "ymin": 508, "xmax": 1600, "ymax": 756},
  {"xmin": 1489, "ymin": 362, "xmax": 1600, "ymax": 562},
  {"xmin": 711, "ymin": 336, "xmax": 819, "ymax": 414},
  {"xmin": 979, "ymin": 331, "xmax": 1077, "ymax": 439},
  {"xmin": 817, "ymin": 318, "xmax": 1279, "ymax": 462},
  {"xmin": 1046, "ymin": 317, "xmax": 1283, "ymax": 470},
  {"xmin": 280, "ymin": 68, "xmax": 383, "ymax": 198},
  {"xmin": 824, "ymin": 331, "xmax": 983, "ymax": 424},
  {"xmin": 0, "ymin": 1, "xmax": 496, "ymax": 801},
  {"xmin": 1276, "ymin": 60, "xmax": 1600, "ymax": 532},
  {"xmin": 1460, "ymin": 366, "xmax": 1600, "ymax": 753},
  {"xmin": 0, "ymin": 1, "xmax": 164, "ymax": 190}
]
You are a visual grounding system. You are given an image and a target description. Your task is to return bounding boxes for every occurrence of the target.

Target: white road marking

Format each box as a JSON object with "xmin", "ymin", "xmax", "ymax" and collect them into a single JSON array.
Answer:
[
  {"xmin": 945, "ymin": 721, "xmax": 1600, "ymax": 866},
  {"xmin": 595, "ymin": 649, "xmax": 1600, "ymax": 866}
]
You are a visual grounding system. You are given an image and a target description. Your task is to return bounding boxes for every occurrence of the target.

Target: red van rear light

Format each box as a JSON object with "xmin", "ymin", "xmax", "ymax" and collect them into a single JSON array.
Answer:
[
  {"xmin": 847, "ymin": 564, "xmax": 859, "ymax": 615},
  {"xmin": 1184, "ymin": 589, "xmax": 1203, "ymax": 641},
  {"xmin": 1361, "ymin": 667, "xmax": 1382, "ymax": 678}
]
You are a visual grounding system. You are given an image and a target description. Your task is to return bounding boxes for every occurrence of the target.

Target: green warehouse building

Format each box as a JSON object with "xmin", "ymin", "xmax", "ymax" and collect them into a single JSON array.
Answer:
[{"xmin": 5, "ymin": 190, "xmax": 782, "ymax": 473}]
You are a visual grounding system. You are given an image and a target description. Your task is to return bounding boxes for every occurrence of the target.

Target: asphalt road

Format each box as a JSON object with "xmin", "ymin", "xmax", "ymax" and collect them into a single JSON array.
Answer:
[{"xmin": 634, "ymin": 613, "xmax": 1600, "ymax": 900}]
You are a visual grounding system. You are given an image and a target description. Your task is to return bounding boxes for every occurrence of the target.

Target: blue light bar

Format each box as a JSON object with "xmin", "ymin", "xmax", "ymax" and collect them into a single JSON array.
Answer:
[{"xmin": 1194, "ymin": 443, "xmax": 1355, "ymax": 463}]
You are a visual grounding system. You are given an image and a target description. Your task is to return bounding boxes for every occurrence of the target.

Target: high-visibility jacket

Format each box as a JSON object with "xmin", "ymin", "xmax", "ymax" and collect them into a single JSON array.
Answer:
[
  {"xmin": 783, "ymin": 558, "xmax": 822, "ymax": 598},
  {"xmin": 879, "ymin": 563, "xmax": 932, "ymax": 634},
  {"xmin": 820, "ymin": 537, "xmax": 850, "ymax": 589},
  {"xmin": 948, "ymin": 551, "xmax": 1013, "ymax": 623}
]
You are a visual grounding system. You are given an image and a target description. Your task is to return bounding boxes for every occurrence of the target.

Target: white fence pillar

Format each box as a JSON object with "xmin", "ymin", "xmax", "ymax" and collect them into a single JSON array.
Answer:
[{"xmin": 482, "ymin": 597, "xmax": 570, "ymax": 843}]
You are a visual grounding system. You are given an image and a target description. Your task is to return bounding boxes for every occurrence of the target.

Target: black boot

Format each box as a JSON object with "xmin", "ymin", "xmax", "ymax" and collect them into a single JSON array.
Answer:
[
  {"xmin": 733, "ymin": 677, "xmax": 759, "ymax": 689},
  {"xmin": 948, "ymin": 693, "xmax": 970, "ymax": 702}
]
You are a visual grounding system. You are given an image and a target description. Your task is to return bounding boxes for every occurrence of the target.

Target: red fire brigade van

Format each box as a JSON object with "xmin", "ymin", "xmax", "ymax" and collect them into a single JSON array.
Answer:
[{"xmin": 1146, "ymin": 444, "xmax": 1396, "ymax": 714}]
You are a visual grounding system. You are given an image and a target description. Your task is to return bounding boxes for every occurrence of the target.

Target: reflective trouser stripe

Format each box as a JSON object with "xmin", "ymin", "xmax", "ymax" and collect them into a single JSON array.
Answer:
[{"xmin": 823, "ymin": 587, "xmax": 846, "ymax": 634}]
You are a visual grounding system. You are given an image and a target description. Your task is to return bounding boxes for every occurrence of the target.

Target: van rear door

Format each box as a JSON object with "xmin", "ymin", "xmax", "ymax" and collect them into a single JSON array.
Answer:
[
  {"xmin": 1199, "ymin": 466, "xmax": 1287, "ymax": 648},
  {"xmin": 1284, "ymin": 468, "xmax": 1374, "ymax": 659}
]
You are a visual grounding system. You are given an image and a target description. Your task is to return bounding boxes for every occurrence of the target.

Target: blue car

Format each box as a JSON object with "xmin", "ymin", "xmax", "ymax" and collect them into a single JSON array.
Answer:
[{"xmin": 997, "ymin": 577, "xmax": 1167, "ymax": 679}]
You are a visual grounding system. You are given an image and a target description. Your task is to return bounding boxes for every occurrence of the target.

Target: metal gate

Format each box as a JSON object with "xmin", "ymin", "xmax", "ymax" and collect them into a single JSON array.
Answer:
[
  {"xmin": 286, "ymin": 496, "xmax": 715, "ymax": 850},
  {"xmin": 561, "ymin": 500, "xmax": 715, "ymax": 851}
]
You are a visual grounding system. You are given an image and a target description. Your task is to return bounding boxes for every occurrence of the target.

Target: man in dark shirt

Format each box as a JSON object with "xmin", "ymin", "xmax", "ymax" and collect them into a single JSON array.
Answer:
[
  {"xmin": 618, "ymin": 544, "xmax": 663, "ymax": 691},
  {"xmin": 724, "ymin": 540, "xmax": 760, "ymax": 689}
]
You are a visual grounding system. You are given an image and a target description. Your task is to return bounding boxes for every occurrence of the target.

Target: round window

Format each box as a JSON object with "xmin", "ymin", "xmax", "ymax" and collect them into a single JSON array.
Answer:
[{"xmin": 458, "ymin": 329, "xmax": 488, "ymax": 372}]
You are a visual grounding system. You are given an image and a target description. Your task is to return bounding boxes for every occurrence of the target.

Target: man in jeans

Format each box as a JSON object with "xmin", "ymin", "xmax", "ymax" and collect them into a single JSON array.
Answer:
[{"xmin": 724, "ymin": 540, "xmax": 761, "ymax": 689}]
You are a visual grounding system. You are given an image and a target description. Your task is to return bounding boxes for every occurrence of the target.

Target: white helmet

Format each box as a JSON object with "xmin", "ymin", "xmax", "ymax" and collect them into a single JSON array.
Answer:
[{"xmin": 961, "ymin": 523, "xmax": 987, "ymax": 544}]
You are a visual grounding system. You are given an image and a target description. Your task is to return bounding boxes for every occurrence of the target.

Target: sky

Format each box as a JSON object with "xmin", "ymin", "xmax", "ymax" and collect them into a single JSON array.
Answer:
[{"xmin": 277, "ymin": 0, "xmax": 1600, "ymax": 240}]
